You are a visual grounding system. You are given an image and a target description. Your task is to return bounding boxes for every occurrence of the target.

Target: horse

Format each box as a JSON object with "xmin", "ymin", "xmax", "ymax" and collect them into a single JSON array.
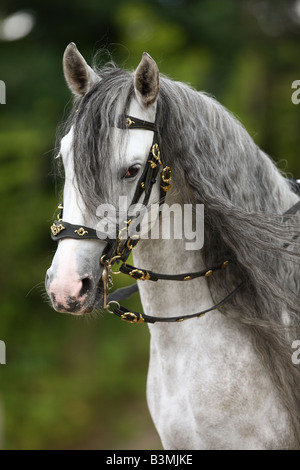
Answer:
[{"xmin": 45, "ymin": 43, "xmax": 300, "ymax": 450}]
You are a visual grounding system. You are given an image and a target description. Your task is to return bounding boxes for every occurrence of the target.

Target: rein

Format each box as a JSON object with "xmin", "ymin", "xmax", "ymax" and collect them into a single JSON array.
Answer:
[{"xmin": 50, "ymin": 115, "xmax": 300, "ymax": 324}]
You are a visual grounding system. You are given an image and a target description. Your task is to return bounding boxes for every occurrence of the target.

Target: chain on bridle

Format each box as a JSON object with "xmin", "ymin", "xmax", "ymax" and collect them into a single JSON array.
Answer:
[{"xmin": 50, "ymin": 115, "xmax": 300, "ymax": 324}]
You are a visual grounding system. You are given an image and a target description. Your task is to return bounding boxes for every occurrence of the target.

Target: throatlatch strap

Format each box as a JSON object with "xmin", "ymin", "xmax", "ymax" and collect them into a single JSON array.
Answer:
[
  {"xmin": 119, "ymin": 259, "xmax": 230, "ymax": 281},
  {"xmin": 111, "ymin": 282, "xmax": 245, "ymax": 324}
]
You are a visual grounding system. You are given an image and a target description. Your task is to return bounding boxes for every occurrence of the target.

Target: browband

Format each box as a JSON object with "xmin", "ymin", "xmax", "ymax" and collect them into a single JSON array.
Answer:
[
  {"xmin": 50, "ymin": 220, "xmax": 108, "ymax": 241},
  {"xmin": 117, "ymin": 115, "xmax": 157, "ymax": 132}
]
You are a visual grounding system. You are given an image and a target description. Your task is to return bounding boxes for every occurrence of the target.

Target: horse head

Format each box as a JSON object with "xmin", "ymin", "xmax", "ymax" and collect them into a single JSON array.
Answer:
[{"xmin": 45, "ymin": 44, "xmax": 161, "ymax": 314}]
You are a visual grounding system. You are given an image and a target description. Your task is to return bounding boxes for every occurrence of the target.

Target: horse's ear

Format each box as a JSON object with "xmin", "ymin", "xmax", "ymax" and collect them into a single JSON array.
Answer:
[
  {"xmin": 134, "ymin": 52, "xmax": 159, "ymax": 108},
  {"xmin": 63, "ymin": 43, "xmax": 100, "ymax": 97}
]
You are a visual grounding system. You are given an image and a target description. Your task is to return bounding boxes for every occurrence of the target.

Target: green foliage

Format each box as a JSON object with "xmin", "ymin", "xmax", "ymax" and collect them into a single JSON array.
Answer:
[{"xmin": 0, "ymin": 0, "xmax": 299, "ymax": 450}]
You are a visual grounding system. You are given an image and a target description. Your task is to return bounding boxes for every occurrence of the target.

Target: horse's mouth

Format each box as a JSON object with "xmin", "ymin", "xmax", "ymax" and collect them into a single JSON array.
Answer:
[{"xmin": 49, "ymin": 284, "xmax": 104, "ymax": 315}]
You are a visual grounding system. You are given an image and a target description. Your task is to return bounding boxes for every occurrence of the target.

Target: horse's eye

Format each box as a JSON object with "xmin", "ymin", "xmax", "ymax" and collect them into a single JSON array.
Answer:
[{"xmin": 124, "ymin": 165, "xmax": 140, "ymax": 179}]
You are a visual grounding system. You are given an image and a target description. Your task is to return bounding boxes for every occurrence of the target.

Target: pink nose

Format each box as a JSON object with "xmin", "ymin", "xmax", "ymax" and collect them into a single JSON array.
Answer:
[{"xmin": 46, "ymin": 269, "xmax": 92, "ymax": 313}]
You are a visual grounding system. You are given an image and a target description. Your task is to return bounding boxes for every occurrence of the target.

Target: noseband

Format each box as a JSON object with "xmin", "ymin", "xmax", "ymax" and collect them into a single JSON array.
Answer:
[{"xmin": 50, "ymin": 115, "xmax": 300, "ymax": 324}]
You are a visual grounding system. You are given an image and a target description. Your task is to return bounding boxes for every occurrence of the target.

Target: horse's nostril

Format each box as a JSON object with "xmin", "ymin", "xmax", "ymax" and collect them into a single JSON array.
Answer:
[{"xmin": 80, "ymin": 277, "xmax": 92, "ymax": 296}]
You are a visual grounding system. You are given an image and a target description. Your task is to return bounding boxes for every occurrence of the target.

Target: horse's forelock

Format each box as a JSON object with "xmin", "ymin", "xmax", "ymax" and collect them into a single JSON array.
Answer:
[{"xmin": 59, "ymin": 67, "xmax": 134, "ymax": 211}]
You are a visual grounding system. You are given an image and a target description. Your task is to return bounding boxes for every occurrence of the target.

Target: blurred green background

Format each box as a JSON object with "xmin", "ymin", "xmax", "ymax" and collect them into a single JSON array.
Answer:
[{"xmin": 0, "ymin": 0, "xmax": 299, "ymax": 450}]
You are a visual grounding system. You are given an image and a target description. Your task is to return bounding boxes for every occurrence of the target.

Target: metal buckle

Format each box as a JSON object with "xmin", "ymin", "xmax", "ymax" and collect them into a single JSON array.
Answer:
[
  {"xmin": 121, "ymin": 312, "xmax": 144, "ymax": 324},
  {"xmin": 129, "ymin": 269, "xmax": 150, "ymax": 281},
  {"xmin": 101, "ymin": 255, "xmax": 121, "ymax": 309},
  {"xmin": 109, "ymin": 255, "xmax": 122, "ymax": 275},
  {"xmin": 117, "ymin": 220, "xmax": 140, "ymax": 255},
  {"xmin": 126, "ymin": 235, "xmax": 140, "ymax": 250}
]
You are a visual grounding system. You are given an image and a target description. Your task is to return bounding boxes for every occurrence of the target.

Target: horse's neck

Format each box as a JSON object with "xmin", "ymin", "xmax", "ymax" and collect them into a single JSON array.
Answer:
[
  {"xmin": 131, "ymin": 158, "xmax": 298, "ymax": 336},
  {"xmin": 132, "ymin": 195, "xmax": 215, "ymax": 339},
  {"xmin": 133, "ymin": 236, "xmax": 212, "ymax": 320}
]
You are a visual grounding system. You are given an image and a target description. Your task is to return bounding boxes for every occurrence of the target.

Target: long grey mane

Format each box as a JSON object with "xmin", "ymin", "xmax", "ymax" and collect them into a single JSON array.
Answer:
[{"xmin": 58, "ymin": 61, "xmax": 300, "ymax": 446}]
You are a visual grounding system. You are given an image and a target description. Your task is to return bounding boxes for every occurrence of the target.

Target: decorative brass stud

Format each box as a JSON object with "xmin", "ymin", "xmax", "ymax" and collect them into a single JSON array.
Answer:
[
  {"xmin": 176, "ymin": 318, "xmax": 184, "ymax": 322},
  {"xmin": 161, "ymin": 184, "xmax": 172, "ymax": 192},
  {"xmin": 222, "ymin": 260, "xmax": 229, "ymax": 269},
  {"xmin": 74, "ymin": 227, "xmax": 88, "ymax": 237},
  {"xmin": 162, "ymin": 166, "xmax": 172, "ymax": 184},
  {"xmin": 205, "ymin": 270, "xmax": 213, "ymax": 277},
  {"xmin": 148, "ymin": 160, "xmax": 157, "ymax": 169},
  {"xmin": 126, "ymin": 117, "xmax": 135, "ymax": 127},
  {"xmin": 140, "ymin": 182, "xmax": 145, "ymax": 189},
  {"xmin": 51, "ymin": 223, "xmax": 66, "ymax": 236},
  {"xmin": 183, "ymin": 276, "xmax": 192, "ymax": 281}
]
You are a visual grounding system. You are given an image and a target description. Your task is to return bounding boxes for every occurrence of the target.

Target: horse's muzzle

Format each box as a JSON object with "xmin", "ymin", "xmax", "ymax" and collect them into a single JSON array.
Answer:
[{"xmin": 45, "ymin": 269, "xmax": 104, "ymax": 315}]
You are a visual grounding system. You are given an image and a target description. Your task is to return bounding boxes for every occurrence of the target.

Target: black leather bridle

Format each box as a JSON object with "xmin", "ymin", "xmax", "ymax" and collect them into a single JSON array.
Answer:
[{"xmin": 50, "ymin": 115, "xmax": 300, "ymax": 324}]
